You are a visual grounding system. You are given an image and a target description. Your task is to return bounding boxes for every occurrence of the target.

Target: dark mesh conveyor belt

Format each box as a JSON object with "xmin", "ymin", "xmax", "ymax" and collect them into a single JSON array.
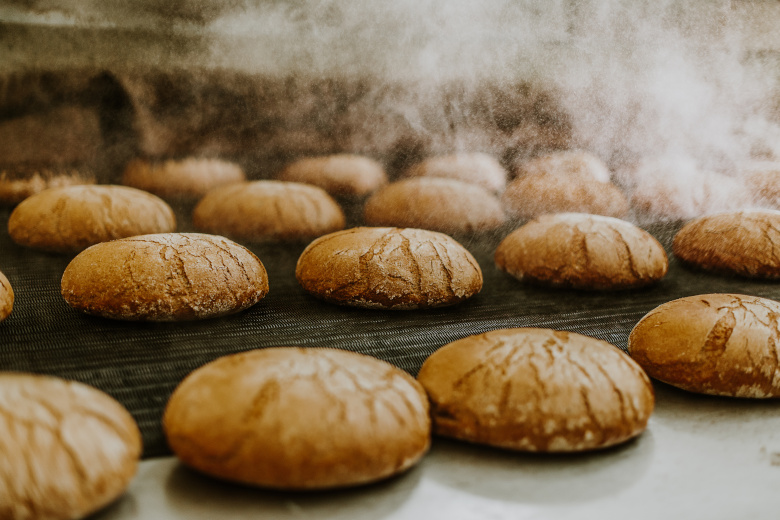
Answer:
[{"xmin": 0, "ymin": 207, "xmax": 778, "ymax": 457}]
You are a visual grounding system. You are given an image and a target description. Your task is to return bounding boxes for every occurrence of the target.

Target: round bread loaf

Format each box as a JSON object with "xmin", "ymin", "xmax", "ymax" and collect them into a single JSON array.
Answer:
[
  {"xmin": 277, "ymin": 154, "xmax": 387, "ymax": 197},
  {"xmin": 61, "ymin": 233, "xmax": 269, "ymax": 321},
  {"xmin": 417, "ymin": 328, "xmax": 654, "ymax": 451},
  {"xmin": 0, "ymin": 168, "xmax": 95, "ymax": 205},
  {"xmin": 363, "ymin": 178, "xmax": 506, "ymax": 234},
  {"xmin": 514, "ymin": 150, "xmax": 611, "ymax": 183},
  {"xmin": 501, "ymin": 174, "xmax": 629, "ymax": 220},
  {"xmin": 296, "ymin": 227, "xmax": 483, "ymax": 309},
  {"xmin": 8, "ymin": 185, "xmax": 176, "ymax": 254},
  {"xmin": 163, "ymin": 347, "xmax": 431, "ymax": 489},
  {"xmin": 0, "ymin": 373, "xmax": 142, "ymax": 520},
  {"xmin": 122, "ymin": 158, "xmax": 245, "ymax": 200},
  {"xmin": 495, "ymin": 213, "xmax": 668, "ymax": 290},
  {"xmin": 192, "ymin": 180, "xmax": 345, "ymax": 243},
  {"xmin": 743, "ymin": 163, "xmax": 780, "ymax": 208},
  {"xmin": 672, "ymin": 210, "xmax": 780, "ymax": 278},
  {"xmin": 0, "ymin": 270, "xmax": 13, "ymax": 322},
  {"xmin": 402, "ymin": 153, "xmax": 507, "ymax": 193},
  {"xmin": 628, "ymin": 294, "xmax": 780, "ymax": 397}
]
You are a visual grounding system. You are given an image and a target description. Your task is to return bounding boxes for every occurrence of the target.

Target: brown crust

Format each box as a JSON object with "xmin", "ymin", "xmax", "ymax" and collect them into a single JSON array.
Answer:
[
  {"xmin": 363, "ymin": 178, "xmax": 506, "ymax": 234},
  {"xmin": 402, "ymin": 153, "xmax": 507, "ymax": 193},
  {"xmin": 0, "ymin": 169, "xmax": 96, "ymax": 206},
  {"xmin": 192, "ymin": 181, "xmax": 345, "ymax": 243},
  {"xmin": 0, "ymin": 270, "xmax": 13, "ymax": 322},
  {"xmin": 417, "ymin": 328, "xmax": 654, "ymax": 452},
  {"xmin": 122, "ymin": 158, "xmax": 245, "ymax": 200},
  {"xmin": 295, "ymin": 227, "xmax": 483, "ymax": 309},
  {"xmin": 8, "ymin": 185, "xmax": 176, "ymax": 254},
  {"xmin": 61, "ymin": 233, "xmax": 269, "ymax": 321},
  {"xmin": 163, "ymin": 347, "xmax": 431, "ymax": 489},
  {"xmin": 513, "ymin": 150, "xmax": 611, "ymax": 183},
  {"xmin": 501, "ymin": 173, "xmax": 629, "ymax": 219},
  {"xmin": 277, "ymin": 154, "xmax": 388, "ymax": 197},
  {"xmin": 672, "ymin": 210, "xmax": 780, "ymax": 278},
  {"xmin": 628, "ymin": 293, "xmax": 780, "ymax": 397},
  {"xmin": 0, "ymin": 373, "xmax": 142, "ymax": 520},
  {"xmin": 495, "ymin": 213, "xmax": 668, "ymax": 290}
]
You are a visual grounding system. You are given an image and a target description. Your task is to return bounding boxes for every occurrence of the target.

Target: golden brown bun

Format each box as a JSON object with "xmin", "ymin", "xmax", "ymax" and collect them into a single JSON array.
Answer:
[
  {"xmin": 417, "ymin": 328, "xmax": 654, "ymax": 451},
  {"xmin": 672, "ymin": 210, "xmax": 780, "ymax": 278},
  {"xmin": 296, "ymin": 227, "xmax": 483, "ymax": 309},
  {"xmin": 402, "ymin": 153, "xmax": 507, "ymax": 193},
  {"xmin": 8, "ymin": 185, "xmax": 176, "ymax": 254},
  {"xmin": 0, "ymin": 168, "xmax": 95, "ymax": 206},
  {"xmin": 501, "ymin": 174, "xmax": 629, "ymax": 220},
  {"xmin": 0, "ymin": 270, "xmax": 13, "ymax": 322},
  {"xmin": 363, "ymin": 178, "xmax": 506, "ymax": 234},
  {"xmin": 277, "ymin": 154, "xmax": 388, "ymax": 197},
  {"xmin": 0, "ymin": 373, "xmax": 142, "ymax": 520},
  {"xmin": 629, "ymin": 294, "xmax": 780, "ymax": 397},
  {"xmin": 495, "ymin": 213, "xmax": 668, "ymax": 290},
  {"xmin": 514, "ymin": 150, "xmax": 611, "ymax": 183},
  {"xmin": 61, "ymin": 233, "xmax": 269, "ymax": 321},
  {"xmin": 192, "ymin": 181, "xmax": 345, "ymax": 243},
  {"xmin": 163, "ymin": 347, "xmax": 431, "ymax": 489},
  {"xmin": 122, "ymin": 158, "xmax": 245, "ymax": 200}
]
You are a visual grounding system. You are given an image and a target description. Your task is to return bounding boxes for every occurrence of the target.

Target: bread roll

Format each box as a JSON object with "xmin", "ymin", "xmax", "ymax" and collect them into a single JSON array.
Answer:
[
  {"xmin": 122, "ymin": 158, "xmax": 245, "ymax": 200},
  {"xmin": 277, "ymin": 154, "xmax": 387, "ymax": 197},
  {"xmin": 8, "ymin": 185, "xmax": 176, "ymax": 254},
  {"xmin": 514, "ymin": 150, "xmax": 611, "ymax": 183},
  {"xmin": 495, "ymin": 213, "xmax": 668, "ymax": 290},
  {"xmin": 192, "ymin": 180, "xmax": 345, "ymax": 243},
  {"xmin": 363, "ymin": 178, "xmax": 506, "ymax": 234},
  {"xmin": 628, "ymin": 294, "xmax": 780, "ymax": 397},
  {"xmin": 0, "ymin": 373, "xmax": 142, "ymax": 520},
  {"xmin": 163, "ymin": 347, "xmax": 431, "ymax": 489},
  {"xmin": 402, "ymin": 152, "xmax": 507, "ymax": 193},
  {"xmin": 61, "ymin": 233, "xmax": 269, "ymax": 321},
  {"xmin": 0, "ymin": 270, "xmax": 13, "ymax": 322},
  {"xmin": 743, "ymin": 163, "xmax": 780, "ymax": 208},
  {"xmin": 0, "ymin": 168, "xmax": 95, "ymax": 205},
  {"xmin": 501, "ymin": 174, "xmax": 629, "ymax": 220},
  {"xmin": 673, "ymin": 210, "xmax": 780, "ymax": 278},
  {"xmin": 417, "ymin": 328, "xmax": 654, "ymax": 451},
  {"xmin": 296, "ymin": 227, "xmax": 482, "ymax": 309}
]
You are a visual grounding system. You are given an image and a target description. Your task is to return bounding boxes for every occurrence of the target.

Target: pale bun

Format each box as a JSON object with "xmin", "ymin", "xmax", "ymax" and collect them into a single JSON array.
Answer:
[
  {"xmin": 277, "ymin": 154, "xmax": 387, "ymax": 197},
  {"xmin": 122, "ymin": 158, "xmax": 245, "ymax": 200},
  {"xmin": 403, "ymin": 152, "xmax": 507, "ymax": 193}
]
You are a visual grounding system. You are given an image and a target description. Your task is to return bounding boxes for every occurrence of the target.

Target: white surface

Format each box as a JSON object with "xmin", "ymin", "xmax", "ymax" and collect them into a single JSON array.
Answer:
[{"xmin": 93, "ymin": 383, "xmax": 780, "ymax": 520}]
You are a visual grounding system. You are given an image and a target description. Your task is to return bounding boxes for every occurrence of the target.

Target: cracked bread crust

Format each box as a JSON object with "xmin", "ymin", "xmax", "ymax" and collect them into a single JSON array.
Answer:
[
  {"xmin": 672, "ymin": 210, "xmax": 780, "ymax": 278},
  {"xmin": 192, "ymin": 180, "xmax": 345, "ymax": 243},
  {"xmin": 402, "ymin": 153, "xmax": 508, "ymax": 193},
  {"xmin": 122, "ymin": 158, "xmax": 245, "ymax": 201},
  {"xmin": 628, "ymin": 294, "xmax": 780, "ymax": 397},
  {"xmin": 8, "ymin": 185, "xmax": 176, "ymax": 254},
  {"xmin": 495, "ymin": 213, "xmax": 668, "ymax": 290},
  {"xmin": 0, "ymin": 270, "xmax": 12, "ymax": 322},
  {"xmin": 0, "ymin": 169, "xmax": 95, "ymax": 206},
  {"xmin": 501, "ymin": 173, "xmax": 629, "ymax": 219},
  {"xmin": 163, "ymin": 347, "xmax": 431, "ymax": 489},
  {"xmin": 417, "ymin": 328, "xmax": 654, "ymax": 452},
  {"xmin": 363, "ymin": 178, "xmax": 506, "ymax": 235},
  {"xmin": 277, "ymin": 154, "xmax": 388, "ymax": 197},
  {"xmin": 513, "ymin": 150, "xmax": 611, "ymax": 183},
  {"xmin": 0, "ymin": 373, "xmax": 141, "ymax": 520},
  {"xmin": 61, "ymin": 233, "xmax": 269, "ymax": 321},
  {"xmin": 295, "ymin": 227, "xmax": 483, "ymax": 309}
]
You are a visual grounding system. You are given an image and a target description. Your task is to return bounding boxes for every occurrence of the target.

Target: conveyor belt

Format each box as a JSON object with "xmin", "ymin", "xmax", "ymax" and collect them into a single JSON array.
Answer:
[{"xmin": 0, "ymin": 208, "xmax": 777, "ymax": 457}]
